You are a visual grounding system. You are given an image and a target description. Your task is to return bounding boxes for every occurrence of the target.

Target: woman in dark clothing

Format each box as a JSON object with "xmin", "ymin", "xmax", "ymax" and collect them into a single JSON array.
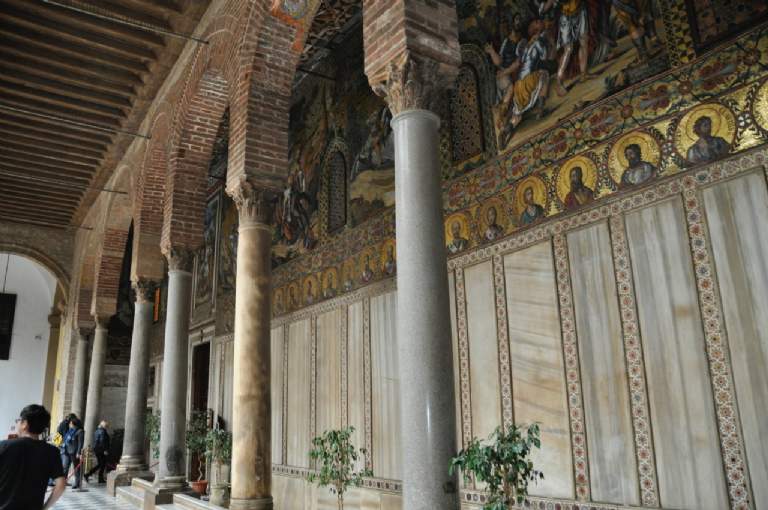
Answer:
[
  {"xmin": 84, "ymin": 421, "xmax": 110, "ymax": 484},
  {"xmin": 61, "ymin": 418, "xmax": 84, "ymax": 489}
]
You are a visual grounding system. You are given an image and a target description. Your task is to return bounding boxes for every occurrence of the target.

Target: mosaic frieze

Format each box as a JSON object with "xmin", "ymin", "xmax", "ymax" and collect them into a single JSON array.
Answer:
[{"xmin": 272, "ymin": 25, "xmax": 768, "ymax": 316}]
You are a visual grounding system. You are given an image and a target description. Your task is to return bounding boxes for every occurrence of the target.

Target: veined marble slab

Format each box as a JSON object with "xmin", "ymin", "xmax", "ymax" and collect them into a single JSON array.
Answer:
[
  {"xmin": 370, "ymin": 291, "xmax": 401, "ymax": 480},
  {"xmin": 348, "ymin": 301, "xmax": 366, "ymax": 471},
  {"xmin": 287, "ymin": 319, "xmax": 312, "ymax": 468},
  {"xmin": 316, "ymin": 309, "xmax": 342, "ymax": 435},
  {"xmin": 568, "ymin": 222, "xmax": 638, "ymax": 505},
  {"xmin": 703, "ymin": 172, "xmax": 768, "ymax": 509},
  {"xmin": 271, "ymin": 326, "xmax": 284, "ymax": 465},
  {"xmin": 464, "ymin": 260, "xmax": 502, "ymax": 440},
  {"xmin": 626, "ymin": 198, "xmax": 728, "ymax": 509},
  {"xmin": 504, "ymin": 241, "xmax": 573, "ymax": 499}
]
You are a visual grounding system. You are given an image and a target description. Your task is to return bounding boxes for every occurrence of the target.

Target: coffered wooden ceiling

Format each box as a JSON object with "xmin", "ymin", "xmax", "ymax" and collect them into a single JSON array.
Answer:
[{"xmin": 0, "ymin": 0, "xmax": 210, "ymax": 229}]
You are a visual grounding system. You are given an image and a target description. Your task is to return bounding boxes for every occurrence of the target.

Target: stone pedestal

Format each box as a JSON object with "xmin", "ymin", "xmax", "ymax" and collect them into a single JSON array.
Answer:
[
  {"xmin": 71, "ymin": 329, "xmax": 90, "ymax": 419},
  {"xmin": 107, "ymin": 280, "xmax": 157, "ymax": 496},
  {"xmin": 155, "ymin": 249, "xmax": 193, "ymax": 492},
  {"xmin": 84, "ymin": 317, "xmax": 108, "ymax": 449},
  {"xmin": 228, "ymin": 183, "xmax": 274, "ymax": 510}
]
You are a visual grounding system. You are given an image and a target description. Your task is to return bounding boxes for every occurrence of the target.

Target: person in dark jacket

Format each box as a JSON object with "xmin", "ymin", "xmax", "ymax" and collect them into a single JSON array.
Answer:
[
  {"xmin": 61, "ymin": 418, "xmax": 84, "ymax": 489},
  {"xmin": 84, "ymin": 421, "xmax": 110, "ymax": 484},
  {"xmin": 55, "ymin": 414, "xmax": 77, "ymax": 473}
]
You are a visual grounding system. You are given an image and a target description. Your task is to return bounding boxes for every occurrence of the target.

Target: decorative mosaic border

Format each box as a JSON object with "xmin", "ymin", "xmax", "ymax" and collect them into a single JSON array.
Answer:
[
  {"xmin": 552, "ymin": 234, "xmax": 590, "ymax": 502},
  {"xmin": 491, "ymin": 255, "xmax": 513, "ymax": 429},
  {"xmin": 272, "ymin": 464, "xmax": 402, "ymax": 493},
  {"xmin": 680, "ymin": 178, "xmax": 751, "ymax": 509},
  {"xmin": 453, "ymin": 267, "xmax": 473, "ymax": 451},
  {"xmin": 461, "ymin": 489, "xmax": 664, "ymax": 510},
  {"xmin": 362, "ymin": 297, "xmax": 373, "ymax": 472},
  {"xmin": 309, "ymin": 315, "xmax": 318, "ymax": 469},
  {"xmin": 282, "ymin": 325, "xmax": 289, "ymax": 465},
  {"xmin": 607, "ymin": 216, "xmax": 660, "ymax": 507},
  {"xmin": 340, "ymin": 304, "xmax": 349, "ymax": 428}
]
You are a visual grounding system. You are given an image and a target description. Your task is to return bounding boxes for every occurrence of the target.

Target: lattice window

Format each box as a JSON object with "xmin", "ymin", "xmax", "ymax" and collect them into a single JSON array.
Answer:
[
  {"xmin": 450, "ymin": 64, "xmax": 484, "ymax": 164},
  {"xmin": 327, "ymin": 151, "xmax": 347, "ymax": 233}
]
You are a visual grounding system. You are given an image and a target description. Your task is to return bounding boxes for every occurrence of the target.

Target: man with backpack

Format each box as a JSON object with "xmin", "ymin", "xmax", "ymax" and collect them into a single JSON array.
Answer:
[
  {"xmin": 84, "ymin": 421, "xmax": 110, "ymax": 484},
  {"xmin": 61, "ymin": 418, "xmax": 84, "ymax": 489}
]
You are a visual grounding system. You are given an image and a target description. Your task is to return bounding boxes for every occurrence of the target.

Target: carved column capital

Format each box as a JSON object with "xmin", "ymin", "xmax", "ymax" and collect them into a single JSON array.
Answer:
[
  {"xmin": 371, "ymin": 52, "xmax": 458, "ymax": 116},
  {"xmin": 227, "ymin": 178, "xmax": 278, "ymax": 228},
  {"xmin": 94, "ymin": 315, "xmax": 110, "ymax": 330},
  {"xmin": 77, "ymin": 327, "xmax": 92, "ymax": 340},
  {"xmin": 132, "ymin": 279, "xmax": 158, "ymax": 304},
  {"xmin": 164, "ymin": 247, "xmax": 195, "ymax": 273}
]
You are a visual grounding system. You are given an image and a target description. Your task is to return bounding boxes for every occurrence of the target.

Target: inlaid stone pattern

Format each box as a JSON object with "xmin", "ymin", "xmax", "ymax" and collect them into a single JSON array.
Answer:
[
  {"xmin": 607, "ymin": 215, "xmax": 659, "ymax": 507},
  {"xmin": 491, "ymin": 255, "xmax": 513, "ymax": 429},
  {"xmin": 309, "ymin": 315, "xmax": 318, "ymax": 468},
  {"xmin": 453, "ymin": 267, "xmax": 473, "ymax": 449},
  {"xmin": 362, "ymin": 297, "xmax": 373, "ymax": 471},
  {"xmin": 340, "ymin": 305, "xmax": 349, "ymax": 427}
]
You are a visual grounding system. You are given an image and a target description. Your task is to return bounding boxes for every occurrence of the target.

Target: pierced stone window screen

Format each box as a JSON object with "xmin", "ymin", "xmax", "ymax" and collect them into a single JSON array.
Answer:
[
  {"xmin": 450, "ymin": 64, "xmax": 485, "ymax": 164},
  {"xmin": 327, "ymin": 151, "xmax": 347, "ymax": 233}
]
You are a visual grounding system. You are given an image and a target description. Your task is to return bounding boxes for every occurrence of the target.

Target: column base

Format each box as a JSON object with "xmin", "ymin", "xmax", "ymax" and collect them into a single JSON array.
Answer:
[
  {"xmin": 106, "ymin": 468, "xmax": 154, "ymax": 497},
  {"xmin": 229, "ymin": 496, "xmax": 273, "ymax": 510},
  {"xmin": 143, "ymin": 482, "xmax": 194, "ymax": 510}
]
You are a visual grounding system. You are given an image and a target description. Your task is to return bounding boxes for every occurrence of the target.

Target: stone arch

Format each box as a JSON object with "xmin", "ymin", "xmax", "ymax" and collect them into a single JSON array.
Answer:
[
  {"xmin": 91, "ymin": 191, "xmax": 132, "ymax": 318},
  {"xmin": 0, "ymin": 243, "xmax": 69, "ymax": 300},
  {"xmin": 73, "ymin": 230, "xmax": 99, "ymax": 330}
]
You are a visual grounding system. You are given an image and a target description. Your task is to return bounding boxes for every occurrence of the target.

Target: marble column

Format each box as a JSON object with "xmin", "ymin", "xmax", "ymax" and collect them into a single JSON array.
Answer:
[
  {"xmin": 84, "ymin": 316, "xmax": 109, "ymax": 450},
  {"xmin": 108, "ymin": 280, "xmax": 157, "ymax": 495},
  {"xmin": 71, "ymin": 328, "xmax": 91, "ymax": 421},
  {"xmin": 383, "ymin": 56, "xmax": 459, "ymax": 508},
  {"xmin": 228, "ymin": 182, "xmax": 275, "ymax": 510},
  {"xmin": 155, "ymin": 249, "xmax": 193, "ymax": 493}
]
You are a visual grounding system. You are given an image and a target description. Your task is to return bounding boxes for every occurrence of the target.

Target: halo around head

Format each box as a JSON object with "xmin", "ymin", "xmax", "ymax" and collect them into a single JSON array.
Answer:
[
  {"xmin": 609, "ymin": 131, "xmax": 661, "ymax": 184},
  {"xmin": 674, "ymin": 103, "xmax": 736, "ymax": 156},
  {"xmin": 444, "ymin": 212, "xmax": 471, "ymax": 243},
  {"xmin": 556, "ymin": 155, "xmax": 597, "ymax": 204},
  {"xmin": 513, "ymin": 175, "xmax": 548, "ymax": 218}
]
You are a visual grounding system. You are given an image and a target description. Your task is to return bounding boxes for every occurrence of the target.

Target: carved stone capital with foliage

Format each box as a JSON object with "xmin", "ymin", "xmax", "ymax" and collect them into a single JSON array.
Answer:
[
  {"xmin": 228, "ymin": 178, "xmax": 277, "ymax": 228},
  {"xmin": 132, "ymin": 279, "xmax": 158, "ymax": 304},
  {"xmin": 94, "ymin": 314, "xmax": 110, "ymax": 331},
  {"xmin": 164, "ymin": 247, "xmax": 195, "ymax": 273},
  {"xmin": 372, "ymin": 52, "xmax": 458, "ymax": 116}
]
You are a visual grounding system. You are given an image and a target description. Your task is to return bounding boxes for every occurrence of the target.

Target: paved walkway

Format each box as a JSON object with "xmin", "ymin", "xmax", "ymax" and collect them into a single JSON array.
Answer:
[{"xmin": 51, "ymin": 484, "xmax": 136, "ymax": 510}]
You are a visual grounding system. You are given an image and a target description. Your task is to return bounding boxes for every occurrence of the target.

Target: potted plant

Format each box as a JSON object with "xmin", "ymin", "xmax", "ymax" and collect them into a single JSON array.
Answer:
[
  {"xmin": 307, "ymin": 426, "xmax": 373, "ymax": 510},
  {"xmin": 449, "ymin": 423, "xmax": 544, "ymax": 510},
  {"xmin": 206, "ymin": 428, "xmax": 232, "ymax": 506},
  {"xmin": 185, "ymin": 410, "xmax": 210, "ymax": 496}
]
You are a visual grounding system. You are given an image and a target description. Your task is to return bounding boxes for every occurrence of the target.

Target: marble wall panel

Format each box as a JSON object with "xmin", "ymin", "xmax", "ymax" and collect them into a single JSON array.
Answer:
[
  {"xmin": 567, "ymin": 223, "xmax": 638, "ymax": 505},
  {"xmin": 348, "ymin": 301, "xmax": 366, "ymax": 471},
  {"xmin": 316, "ymin": 309, "xmax": 342, "ymax": 435},
  {"xmin": 271, "ymin": 326, "xmax": 284, "ymax": 465},
  {"xmin": 625, "ymin": 198, "xmax": 728, "ymax": 509},
  {"xmin": 221, "ymin": 340, "xmax": 234, "ymax": 426},
  {"xmin": 703, "ymin": 172, "xmax": 768, "ymax": 509},
  {"xmin": 464, "ymin": 260, "xmax": 502, "ymax": 439},
  {"xmin": 504, "ymin": 241, "xmax": 573, "ymax": 499},
  {"xmin": 370, "ymin": 291, "xmax": 401, "ymax": 480},
  {"xmin": 448, "ymin": 271, "xmax": 462, "ymax": 453},
  {"xmin": 287, "ymin": 319, "xmax": 312, "ymax": 467}
]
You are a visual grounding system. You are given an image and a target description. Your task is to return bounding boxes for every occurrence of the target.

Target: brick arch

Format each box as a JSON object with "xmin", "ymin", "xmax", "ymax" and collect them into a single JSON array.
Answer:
[
  {"xmin": 73, "ymin": 230, "xmax": 99, "ymax": 330},
  {"xmin": 132, "ymin": 108, "xmax": 172, "ymax": 282},
  {"xmin": 226, "ymin": 0, "xmax": 325, "ymax": 193},
  {"xmin": 91, "ymin": 192, "xmax": 132, "ymax": 318},
  {"xmin": 0, "ymin": 243, "xmax": 69, "ymax": 299}
]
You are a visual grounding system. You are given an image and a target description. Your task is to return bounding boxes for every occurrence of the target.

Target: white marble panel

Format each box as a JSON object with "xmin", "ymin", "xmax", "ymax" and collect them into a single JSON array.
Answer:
[
  {"xmin": 287, "ymin": 319, "xmax": 312, "ymax": 468},
  {"xmin": 271, "ymin": 326, "xmax": 284, "ymax": 465},
  {"xmin": 316, "ymin": 309, "xmax": 342, "ymax": 435},
  {"xmin": 703, "ymin": 173, "xmax": 768, "ymax": 509},
  {"xmin": 348, "ymin": 301, "xmax": 366, "ymax": 471},
  {"xmin": 568, "ymin": 223, "xmax": 638, "ymax": 505},
  {"xmin": 464, "ymin": 260, "xmax": 502, "ymax": 439},
  {"xmin": 625, "ymin": 198, "xmax": 728, "ymax": 509},
  {"xmin": 221, "ymin": 341, "xmax": 234, "ymax": 426},
  {"xmin": 504, "ymin": 241, "xmax": 573, "ymax": 499},
  {"xmin": 370, "ymin": 291, "xmax": 401, "ymax": 480}
]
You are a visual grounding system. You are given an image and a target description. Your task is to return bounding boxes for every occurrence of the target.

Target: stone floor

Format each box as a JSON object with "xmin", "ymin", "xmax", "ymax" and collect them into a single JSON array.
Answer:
[{"xmin": 50, "ymin": 484, "xmax": 136, "ymax": 510}]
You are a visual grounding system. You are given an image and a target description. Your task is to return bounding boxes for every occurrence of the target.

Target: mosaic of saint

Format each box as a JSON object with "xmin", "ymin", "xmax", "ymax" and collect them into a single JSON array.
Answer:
[
  {"xmin": 458, "ymin": 0, "xmax": 669, "ymax": 150},
  {"xmin": 194, "ymin": 192, "xmax": 219, "ymax": 309}
]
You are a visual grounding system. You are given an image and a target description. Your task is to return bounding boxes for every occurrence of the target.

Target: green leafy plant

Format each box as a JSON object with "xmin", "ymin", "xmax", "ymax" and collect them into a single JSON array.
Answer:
[
  {"xmin": 145, "ymin": 410, "xmax": 161, "ymax": 459},
  {"xmin": 307, "ymin": 427, "xmax": 373, "ymax": 510},
  {"xmin": 206, "ymin": 428, "xmax": 232, "ymax": 466},
  {"xmin": 449, "ymin": 424, "xmax": 544, "ymax": 510},
  {"xmin": 185, "ymin": 411, "xmax": 210, "ymax": 481}
]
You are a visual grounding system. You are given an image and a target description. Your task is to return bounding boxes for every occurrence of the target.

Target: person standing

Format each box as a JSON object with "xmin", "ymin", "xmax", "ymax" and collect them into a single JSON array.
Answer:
[
  {"xmin": 0, "ymin": 404, "xmax": 66, "ymax": 510},
  {"xmin": 84, "ymin": 421, "xmax": 110, "ymax": 484},
  {"xmin": 62, "ymin": 418, "xmax": 84, "ymax": 489}
]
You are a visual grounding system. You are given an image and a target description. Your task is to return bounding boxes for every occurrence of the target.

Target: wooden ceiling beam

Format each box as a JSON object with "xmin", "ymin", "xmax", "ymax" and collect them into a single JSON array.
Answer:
[
  {"xmin": 0, "ymin": 67, "xmax": 133, "ymax": 109},
  {"xmin": 0, "ymin": 79, "xmax": 128, "ymax": 118},
  {"xmin": 10, "ymin": 0, "xmax": 167, "ymax": 48},
  {"xmin": 0, "ymin": 92, "xmax": 123, "ymax": 129},
  {"xmin": 89, "ymin": 0, "xmax": 174, "ymax": 31},
  {"xmin": 0, "ymin": 153, "xmax": 94, "ymax": 177},
  {"xmin": 0, "ymin": 211, "xmax": 72, "ymax": 227},
  {"xmin": 2, "ymin": 200, "xmax": 76, "ymax": 216},
  {"xmin": 0, "ymin": 53, "xmax": 136, "ymax": 98},
  {"xmin": 1, "ymin": 5, "xmax": 160, "ymax": 61},
  {"xmin": 119, "ymin": 0, "xmax": 183, "ymax": 16},
  {"xmin": 0, "ymin": 182, "xmax": 84, "ymax": 203},
  {"xmin": 3, "ymin": 134, "xmax": 103, "ymax": 162},
  {"xmin": 0, "ymin": 121, "xmax": 110, "ymax": 152},
  {"xmin": 0, "ymin": 162, "xmax": 93, "ymax": 183},
  {"xmin": 0, "ymin": 27, "xmax": 150, "ymax": 75},
  {"xmin": 0, "ymin": 146, "xmax": 99, "ymax": 170}
]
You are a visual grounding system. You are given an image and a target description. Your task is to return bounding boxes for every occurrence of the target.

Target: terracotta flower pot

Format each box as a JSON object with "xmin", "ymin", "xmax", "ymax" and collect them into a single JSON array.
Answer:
[{"xmin": 190, "ymin": 479, "xmax": 208, "ymax": 496}]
